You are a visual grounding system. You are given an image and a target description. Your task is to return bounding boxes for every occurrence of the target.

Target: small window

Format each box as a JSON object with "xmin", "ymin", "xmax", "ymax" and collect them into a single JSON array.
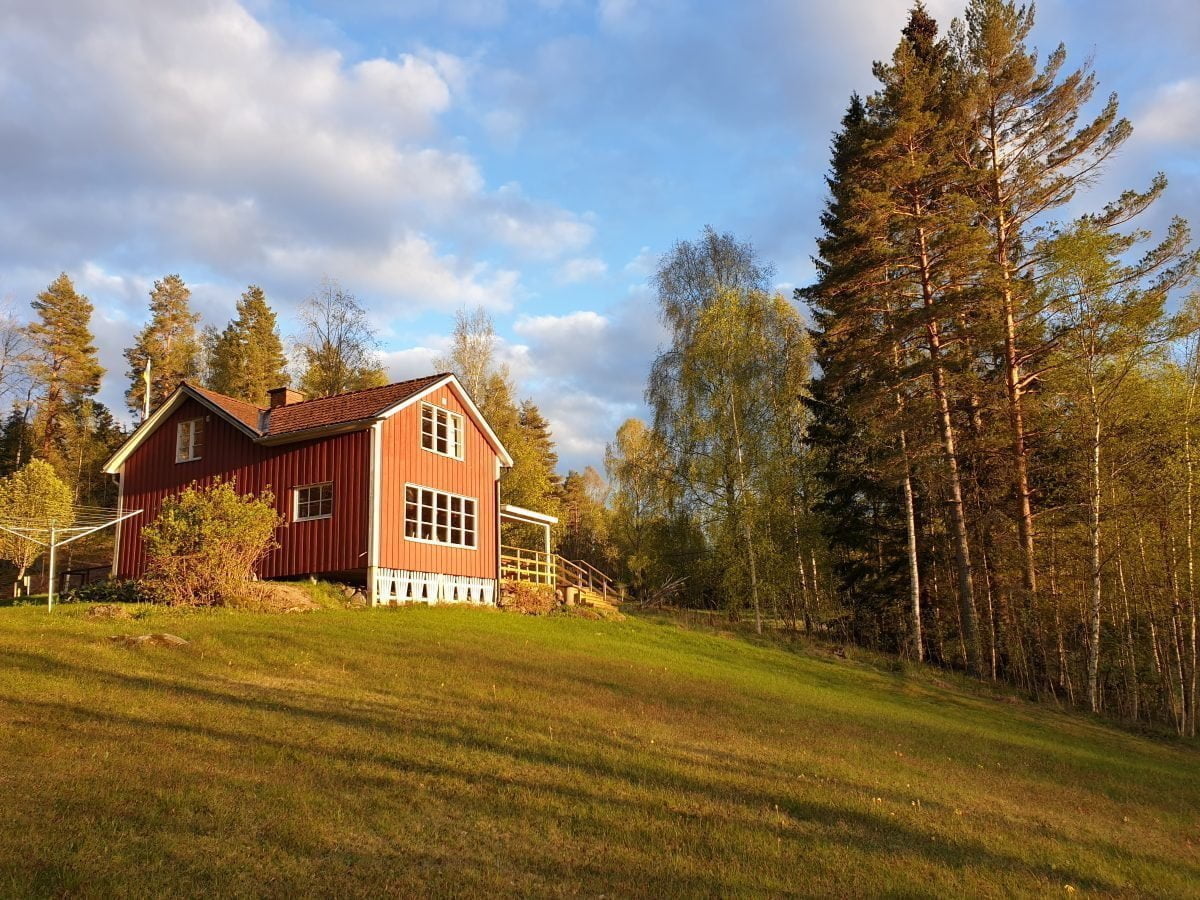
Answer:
[
  {"xmin": 176, "ymin": 418, "xmax": 204, "ymax": 463},
  {"xmin": 403, "ymin": 484, "xmax": 476, "ymax": 548},
  {"xmin": 420, "ymin": 403, "xmax": 464, "ymax": 460},
  {"xmin": 295, "ymin": 483, "xmax": 333, "ymax": 521}
]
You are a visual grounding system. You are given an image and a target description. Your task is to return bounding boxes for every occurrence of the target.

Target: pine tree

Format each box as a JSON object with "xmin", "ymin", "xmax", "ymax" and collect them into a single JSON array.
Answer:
[
  {"xmin": 518, "ymin": 400, "xmax": 560, "ymax": 490},
  {"xmin": 558, "ymin": 467, "xmax": 612, "ymax": 567},
  {"xmin": 961, "ymin": 0, "xmax": 1136, "ymax": 628},
  {"xmin": 124, "ymin": 274, "xmax": 202, "ymax": 417},
  {"xmin": 295, "ymin": 280, "xmax": 386, "ymax": 398},
  {"xmin": 804, "ymin": 94, "xmax": 920, "ymax": 650},
  {"xmin": 206, "ymin": 285, "xmax": 289, "ymax": 405},
  {"xmin": 829, "ymin": 5, "xmax": 987, "ymax": 674},
  {"xmin": 26, "ymin": 274, "xmax": 104, "ymax": 460},
  {"xmin": 499, "ymin": 399, "xmax": 562, "ymax": 524}
]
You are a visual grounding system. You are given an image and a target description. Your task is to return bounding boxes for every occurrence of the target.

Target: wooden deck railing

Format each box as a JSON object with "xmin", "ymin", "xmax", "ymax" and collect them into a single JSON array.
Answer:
[
  {"xmin": 500, "ymin": 545, "xmax": 622, "ymax": 603},
  {"xmin": 500, "ymin": 546, "xmax": 557, "ymax": 586}
]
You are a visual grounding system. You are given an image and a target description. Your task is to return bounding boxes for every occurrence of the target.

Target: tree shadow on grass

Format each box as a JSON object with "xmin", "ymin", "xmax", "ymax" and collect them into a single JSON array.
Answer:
[{"xmin": 3, "ymin": 649, "xmax": 1187, "ymax": 895}]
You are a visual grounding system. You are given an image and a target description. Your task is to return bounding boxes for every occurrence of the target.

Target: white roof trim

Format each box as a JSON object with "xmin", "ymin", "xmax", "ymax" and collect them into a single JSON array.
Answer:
[
  {"xmin": 102, "ymin": 384, "xmax": 261, "ymax": 475},
  {"xmin": 500, "ymin": 504, "xmax": 559, "ymax": 526},
  {"xmin": 376, "ymin": 374, "xmax": 514, "ymax": 468}
]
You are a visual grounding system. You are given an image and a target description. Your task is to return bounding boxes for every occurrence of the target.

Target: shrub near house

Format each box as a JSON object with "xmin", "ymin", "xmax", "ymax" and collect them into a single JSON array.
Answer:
[{"xmin": 140, "ymin": 479, "xmax": 280, "ymax": 606}]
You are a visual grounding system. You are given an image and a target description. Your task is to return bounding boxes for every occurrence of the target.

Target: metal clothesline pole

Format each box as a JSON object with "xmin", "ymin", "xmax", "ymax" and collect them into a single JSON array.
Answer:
[
  {"xmin": 0, "ymin": 509, "xmax": 142, "ymax": 611},
  {"xmin": 47, "ymin": 524, "xmax": 56, "ymax": 612}
]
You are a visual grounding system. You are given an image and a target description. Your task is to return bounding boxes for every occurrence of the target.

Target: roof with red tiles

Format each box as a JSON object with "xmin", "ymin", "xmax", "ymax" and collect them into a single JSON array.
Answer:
[
  {"xmin": 264, "ymin": 374, "xmax": 449, "ymax": 436},
  {"xmin": 184, "ymin": 374, "xmax": 451, "ymax": 437},
  {"xmin": 105, "ymin": 372, "xmax": 513, "ymax": 474},
  {"xmin": 186, "ymin": 382, "xmax": 266, "ymax": 434}
]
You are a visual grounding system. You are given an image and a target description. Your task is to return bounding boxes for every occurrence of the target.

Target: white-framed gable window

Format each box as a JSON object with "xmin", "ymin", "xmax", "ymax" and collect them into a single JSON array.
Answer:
[
  {"xmin": 294, "ymin": 483, "xmax": 333, "ymax": 522},
  {"xmin": 175, "ymin": 418, "xmax": 204, "ymax": 463},
  {"xmin": 420, "ymin": 402, "xmax": 464, "ymax": 460},
  {"xmin": 404, "ymin": 484, "xmax": 476, "ymax": 548}
]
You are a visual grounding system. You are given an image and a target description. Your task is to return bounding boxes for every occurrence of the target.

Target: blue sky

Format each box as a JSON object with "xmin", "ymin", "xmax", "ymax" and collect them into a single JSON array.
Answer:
[{"xmin": 1, "ymin": 0, "xmax": 1197, "ymax": 471}]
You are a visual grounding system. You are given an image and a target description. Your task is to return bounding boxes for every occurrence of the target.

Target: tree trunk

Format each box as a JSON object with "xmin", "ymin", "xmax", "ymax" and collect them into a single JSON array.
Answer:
[
  {"xmin": 921, "ymin": 309, "xmax": 979, "ymax": 676},
  {"xmin": 1185, "ymin": 373, "xmax": 1198, "ymax": 736},
  {"xmin": 728, "ymin": 392, "xmax": 762, "ymax": 635},
  {"xmin": 1162, "ymin": 519, "xmax": 1189, "ymax": 735},
  {"xmin": 985, "ymin": 128, "xmax": 1040, "ymax": 633},
  {"xmin": 899, "ymin": 427, "xmax": 923, "ymax": 662},
  {"xmin": 1086, "ymin": 383, "xmax": 1104, "ymax": 712}
]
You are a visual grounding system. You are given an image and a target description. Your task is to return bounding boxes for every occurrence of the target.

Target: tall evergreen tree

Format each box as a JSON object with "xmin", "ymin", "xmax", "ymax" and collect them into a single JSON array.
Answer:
[
  {"xmin": 810, "ymin": 7, "xmax": 989, "ymax": 673},
  {"xmin": 557, "ymin": 467, "xmax": 612, "ymax": 568},
  {"xmin": 962, "ymin": 0, "xmax": 1137, "ymax": 630},
  {"xmin": 206, "ymin": 285, "xmax": 289, "ymax": 405},
  {"xmin": 26, "ymin": 274, "xmax": 103, "ymax": 460},
  {"xmin": 804, "ymin": 94, "xmax": 921, "ymax": 651},
  {"xmin": 124, "ymin": 274, "xmax": 202, "ymax": 417},
  {"xmin": 518, "ymin": 400, "xmax": 561, "ymax": 491}
]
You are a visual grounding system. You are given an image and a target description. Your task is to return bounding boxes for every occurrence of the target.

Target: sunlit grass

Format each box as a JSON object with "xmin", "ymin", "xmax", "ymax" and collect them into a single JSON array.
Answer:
[{"xmin": 0, "ymin": 602, "xmax": 1196, "ymax": 896}]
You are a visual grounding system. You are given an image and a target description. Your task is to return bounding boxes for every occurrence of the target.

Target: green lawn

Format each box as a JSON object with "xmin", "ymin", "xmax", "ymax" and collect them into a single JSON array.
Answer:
[{"xmin": 0, "ymin": 602, "xmax": 1196, "ymax": 897}]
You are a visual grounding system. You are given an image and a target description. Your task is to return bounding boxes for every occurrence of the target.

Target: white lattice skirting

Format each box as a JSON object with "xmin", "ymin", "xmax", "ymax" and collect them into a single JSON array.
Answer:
[{"xmin": 373, "ymin": 568, "xmax": 497, "ymax": 606}]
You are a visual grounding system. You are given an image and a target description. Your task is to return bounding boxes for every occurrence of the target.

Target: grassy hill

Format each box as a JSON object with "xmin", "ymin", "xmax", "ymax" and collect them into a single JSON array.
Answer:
[{"xmin": 0, "ymin": 601, "xmax": 1196, "ymax": 897}]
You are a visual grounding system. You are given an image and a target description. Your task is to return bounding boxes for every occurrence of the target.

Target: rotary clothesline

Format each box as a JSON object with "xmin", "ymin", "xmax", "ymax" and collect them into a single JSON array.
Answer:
[{"xmin": 0, "ymin": 507, "xmax": 142, "ymax": 610}]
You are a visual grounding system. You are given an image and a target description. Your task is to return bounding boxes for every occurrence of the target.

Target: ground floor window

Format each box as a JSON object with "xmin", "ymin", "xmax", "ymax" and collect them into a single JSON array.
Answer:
[
  {"xmin": 404, "ymin": 484, "xmax": 476, "ymax": 548},
  {"xmin": 294, "ymin": 483, "xmax": 333, "ymax": 521}
]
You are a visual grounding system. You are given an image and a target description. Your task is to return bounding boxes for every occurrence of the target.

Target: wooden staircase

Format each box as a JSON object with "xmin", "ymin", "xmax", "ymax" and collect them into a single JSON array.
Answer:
[{"xmin": 500, "ymin": 546, "xmax": 623, "ymax": 611}]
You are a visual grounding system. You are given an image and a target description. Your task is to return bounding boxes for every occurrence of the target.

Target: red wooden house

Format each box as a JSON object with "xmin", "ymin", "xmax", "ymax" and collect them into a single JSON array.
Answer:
[{"xmin": 102, "ymin": 374, "xmax": 515, "ymax": 606}]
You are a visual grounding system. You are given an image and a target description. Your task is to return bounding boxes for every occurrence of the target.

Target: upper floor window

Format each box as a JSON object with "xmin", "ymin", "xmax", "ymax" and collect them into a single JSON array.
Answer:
[
  {"xmin": 294, "ymin": 483, "xmax": 333, "ymax": 522},
  {"xmin": 421, "ymin": 402, "xmax": 464, "ymax": 460},
  {"xmin": 176, "ymin": 418, "xmax": 204, "ymax": 463}
]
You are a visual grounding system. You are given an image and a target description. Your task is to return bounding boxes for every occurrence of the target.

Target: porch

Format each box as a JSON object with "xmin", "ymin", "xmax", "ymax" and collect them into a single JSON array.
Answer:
[{"xmin": 499, "ymin": 504, "xmax": 622, "ymax": 608}]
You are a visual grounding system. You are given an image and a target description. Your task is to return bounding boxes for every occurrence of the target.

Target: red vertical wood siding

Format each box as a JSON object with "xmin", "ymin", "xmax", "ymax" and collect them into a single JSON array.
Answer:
[
  {"xmin": 378, "ymin": 385, "xmax": 499, "ymax": 579},
  {"xmin": 116, "ymin": 397, "xmax": 370, "ymax": 579}
]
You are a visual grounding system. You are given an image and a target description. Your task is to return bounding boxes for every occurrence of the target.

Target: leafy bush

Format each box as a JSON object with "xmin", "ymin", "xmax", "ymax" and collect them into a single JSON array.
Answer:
[
  {"xmin": 498, "ymin": 581, "xmax": 559, "ymax": 615},
  {"xmin": 140, "ymin": 479, "xmax": 281, "ymax": 607},
  {"xmin": 69, "ymin": 579, "xmax": 149, "ymax": 605}
]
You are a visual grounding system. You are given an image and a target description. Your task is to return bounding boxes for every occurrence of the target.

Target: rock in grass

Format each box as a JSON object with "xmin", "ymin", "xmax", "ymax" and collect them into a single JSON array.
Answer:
[
  {"xmin": 108, "ymin": 633, "xmax": 189, "ymax": 648},
  {"xmin": 87, "ymin": 605, "xmax": 133, "ymax": 620}
]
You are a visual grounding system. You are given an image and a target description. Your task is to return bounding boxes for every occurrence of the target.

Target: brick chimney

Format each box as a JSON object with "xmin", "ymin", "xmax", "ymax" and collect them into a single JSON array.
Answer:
[{"xmin": 268, "ymin": 386, "xmax": 306, "ymax": 408}]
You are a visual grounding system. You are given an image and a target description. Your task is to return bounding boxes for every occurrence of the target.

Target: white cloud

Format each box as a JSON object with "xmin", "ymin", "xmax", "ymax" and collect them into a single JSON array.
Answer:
[
  {"xmin": 482, "ymin": 184, "xmax": 595, "ymax": 259},
  {"xmin": 623, "ymin": 246, "xmax": 657, "ymax": 278},
  {"xmin": 0, "ymin": 0, "xmax": 592, "ymax": 302},
  {"xmin": 1139, "ymin": 79, "xmax": 1200, "ymax": 144},
  {"xmin": 555, "ymin": 257, "xmax": 608, "ymax": 284},
  {"xmin": 0, "ymin": 0, "xmax": 607, "ymax": 427},
  {"xmin": 379, "ymin": 345, "xmax": 445, "ymax": 380},
  {"xmin": 264, "ymin": 233, "xmax": 520, "ymax": 314},
  {"xmin": 509, "ymin": 299, "xmax": 662, "ymax": 469}
]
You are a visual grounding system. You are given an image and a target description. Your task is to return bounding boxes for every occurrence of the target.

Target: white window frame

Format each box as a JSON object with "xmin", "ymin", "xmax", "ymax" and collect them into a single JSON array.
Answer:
[
  {"xmin": 175, "ymin": 418, "xmax": 203, "ymax": 463},
  {"xmin": 294, "ymin": 482, "xmax": 334, "ymax": 522},
  {"xmin": 420, "ymin": 402, "xmax": 465, "ymax": 461},
  {"xmin": 403, "ymin": 483, "xmax": 477, "ymax": 549}
]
